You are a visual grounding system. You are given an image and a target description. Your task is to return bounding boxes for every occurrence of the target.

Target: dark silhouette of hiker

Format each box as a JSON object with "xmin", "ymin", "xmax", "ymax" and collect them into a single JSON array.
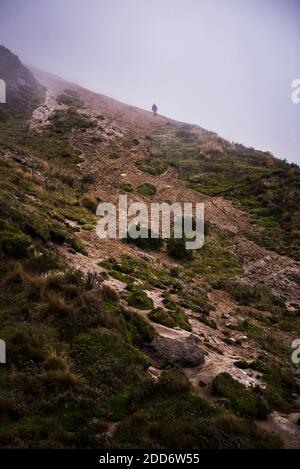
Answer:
[{"xmin": 152, "ymin": 103, "xmax": 158, "ymax": 116}]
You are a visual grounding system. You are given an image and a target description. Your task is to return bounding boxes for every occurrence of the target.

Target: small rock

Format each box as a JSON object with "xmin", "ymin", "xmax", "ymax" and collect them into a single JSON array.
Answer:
[
  {"xmin": 215, "ymin": 398, "xmax": 227, "ymax": 405},
  {"xmin": 221, "ymin": 313, "xmax": 230, "ymax": 319},
  {"xmin": 148, "ymin": 366, "xmax": 161, "ymax": 381},
  {"xmin": 187, "ymin": 334, "xmax": 202, "ymax": 345},
  {"xmin": 198, "ymin": 380, "xmax": 207, "ymax": 387},
  {"xmin": 194, "ymin": 306, "xmax": 208, "ymax": 314},
  {"xmin": 205, "ymin": 343, "xmax": 224, "ymax": 355}
]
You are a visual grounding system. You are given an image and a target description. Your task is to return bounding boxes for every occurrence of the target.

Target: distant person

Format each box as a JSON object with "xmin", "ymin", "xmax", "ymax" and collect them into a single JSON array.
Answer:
[{"xmin": 152, "ymin": 103, "xmax": 158, "ymax": 116}]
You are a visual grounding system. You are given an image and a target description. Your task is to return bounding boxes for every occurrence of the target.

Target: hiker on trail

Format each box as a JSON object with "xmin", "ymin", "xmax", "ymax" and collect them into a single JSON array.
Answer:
[{"xmin": 152, "ymin": 103, "xmax": 158, "ymax": 116}]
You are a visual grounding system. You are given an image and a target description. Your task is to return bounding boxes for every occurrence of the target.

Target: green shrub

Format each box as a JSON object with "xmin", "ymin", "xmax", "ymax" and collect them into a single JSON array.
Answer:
[
  {"xmin": 149, "ymin": 308, "xmax": 176, "ymax": 328},
  {"xmin": 25, "ymin": 248, "xmax": 63, "ymax": 274},
  {"xmin": 80, "ymin": 195, "xmax": 98, "ymax": 212},
  {"xmin": 122, "ymin": 309, "xmax": 156, "ymax": 345},
  {"xmin": 197, "ymin": 315, "xmax": 217, "ymax": 330},
  {"xmin": 157, "ymin": 369, "xmax": 192, "ymax": 395},
  {"xmin": 112, "ymin": 375, "xmax": 282, "ymax": 449},
  {"xmin": 70, "ymin": 238, "xmax": 88, "ymax": 256},
  {"xmin": 234, "ymin": 360, "xmax": 250, "ymax": 369},
  {"xmin": 8, "ymin": 330, "xmax": 46, "ymax": 366},
  {"xmin": 55, "ymin": 172, "xmax": 75, "ymax": 187},
  {"xmin": 254, "ymin": 358, "xmax": 300, "ymax": 412},
  {"xmin": 101, "ymin": 284, "xmax": 119, "ymax": 303},
  {"xmin": 125, "ymin": 225, "xmax": 163, "ymax": 251},
  {"xmin": 212, "ymin": 372, "xmax": 270, "ymax": 419},
  {"xmin": 135, "ymin": 158, "xmax": 168, "ymax": 176},
  {"xmin": 109, "ymin": 153, "xmax": 120, "ymax": 160},
  {"xmin": 49, "ymin": 109, "xmax": 95, "ymax": 133},
  {"xmin": 149, "ymin": 307, "xmax": 191, "ymax": 331},
  {"xmin": 81, "ymin": 173, "xmax": 95, "ymax": 184},
  {"xmin": 82, "ymin": 224, "xmax": 94, "ymax": 231},
  {"xmin": 0, "ymin": 107, "xmax": 10, "ymax": 122},
  {"xmin": 166, "ymin": 238, "xmax": 193, "ymax": 260},
  {"xmin": 138, "ymin": 183, "xmax": 157, "ymax": 197},
  {"xmin": 0, "ymin": 229, "xmax": 31, "ymax": 258},
  {"xmin": 71, "ymin": 330, "xmax": 150, "ymax": 417},
  {"xmin": 213, "ymin": 280, "xmax": 286, "ymax": 314},
  {"xmin": 119, "ymin": 183, "xmax": 133, "ymax": 193},
  {"xmin": 175, "ymin": 128, "xmax": 194, "ymax": 140},
  {"xmin": 180, "ymin": 288, "xmax": 214, "ymax": 315},
  {"xmin": 126, "ymin": 286, "xmax": 154, "ymax": 310},
  {"xmin": 56, "ymin": 90, "xmax": 83, "ymax": 108}
]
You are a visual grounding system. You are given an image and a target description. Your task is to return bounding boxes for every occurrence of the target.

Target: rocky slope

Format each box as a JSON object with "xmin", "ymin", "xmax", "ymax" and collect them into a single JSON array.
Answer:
[
  {"xmin": 0, "ymin": 46, "xmax": 299, "ymax": 449},
  {"xmin": 0, "ymin": 45, "xmax": 44, "ymax": 114}
]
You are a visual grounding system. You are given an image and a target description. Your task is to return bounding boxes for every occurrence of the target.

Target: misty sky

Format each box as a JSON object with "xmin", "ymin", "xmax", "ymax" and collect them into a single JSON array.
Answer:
[{"xmin": 0, "ymin": 0, "xmax": 299, "ymax": 163}]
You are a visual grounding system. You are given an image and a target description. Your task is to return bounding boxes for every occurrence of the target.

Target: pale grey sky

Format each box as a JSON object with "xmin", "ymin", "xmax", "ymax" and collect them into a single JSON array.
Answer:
[{"xmin": 0, "ymin": 0, "xmax": 299, "ymax": 163}]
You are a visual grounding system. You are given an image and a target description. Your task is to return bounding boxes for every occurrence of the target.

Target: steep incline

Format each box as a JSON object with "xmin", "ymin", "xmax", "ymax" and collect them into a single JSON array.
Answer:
[
  {"xmin": 29, "ymin": 65, "xmax": 300, "ymax": 446},
  {"xmin": 29, "ymin": 65, "xmax": 300, "ymax": 307},
  {"xmin": 0, "ymin": 46, "xmax": 299, "ymax": 448}
]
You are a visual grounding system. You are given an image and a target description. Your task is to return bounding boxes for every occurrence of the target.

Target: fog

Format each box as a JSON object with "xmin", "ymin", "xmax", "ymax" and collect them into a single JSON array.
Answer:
[{"xmin": 0, "ymin": 0, "xmax": 299, "ymax": 162}]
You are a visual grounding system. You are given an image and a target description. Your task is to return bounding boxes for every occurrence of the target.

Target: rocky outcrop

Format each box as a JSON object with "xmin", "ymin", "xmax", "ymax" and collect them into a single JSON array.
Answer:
[{"xmin": 145, "ymin": 335, "xmax": 206, "ymax": 368}]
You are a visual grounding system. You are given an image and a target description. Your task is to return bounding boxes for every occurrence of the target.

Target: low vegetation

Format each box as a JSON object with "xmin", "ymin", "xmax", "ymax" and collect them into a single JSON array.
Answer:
[
  {"xmin": 119, "ymin": 182, "xmax": 133, "ymax": 193},
  {"xmin": 144, "ymin": 125, "xmax": 300, "ymax": 260},
  {"xmin": 234, "ymin": 356, "xmax": 300, "ymax": 413},
  {"xmin": 212, "ymin": 373, "xmax": 270, "ymax": 419},
  {"xmin": 149, "ymin": 307, "xmax": 191, "ymax": 331},
  {"xmin": 126, "ymin": 285, "xmax": 154, "ymax": 310},
  {"xmin": 166, "ymin": 237, "xmax": 193, "ymax": 260},
  {"xmin": 111, "ymin": 369, "xmax": 282, "ymax": 449},
  {"xmin": 124, "ymin": 225, "xmax": 163, "ymax": 252},
  {"xmin": 213, "ymin": 280, "xmax": 286, "ymax": 315},
  {"xmin": 138, "ymin": 182, "xmax": 157, "ymax": 197},
  {"xmin": 56, "ymin": 89, "xmax": 84, "ymax": 108}
]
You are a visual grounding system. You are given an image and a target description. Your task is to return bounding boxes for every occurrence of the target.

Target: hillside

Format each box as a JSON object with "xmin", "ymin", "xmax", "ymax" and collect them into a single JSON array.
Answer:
[
  {"xmin": 0, "ymin": 45, "xmax": 44, "ymax": 116},
  {"xmin": 0, "ymin": 46, "xmax": 299, "ymax": 449}
]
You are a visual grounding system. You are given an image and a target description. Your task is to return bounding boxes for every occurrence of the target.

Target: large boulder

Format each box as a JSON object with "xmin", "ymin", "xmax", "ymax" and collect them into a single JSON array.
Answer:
[{"xmin": 145, "ymin": 335, "xmax": 206, "ymax": 368}]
